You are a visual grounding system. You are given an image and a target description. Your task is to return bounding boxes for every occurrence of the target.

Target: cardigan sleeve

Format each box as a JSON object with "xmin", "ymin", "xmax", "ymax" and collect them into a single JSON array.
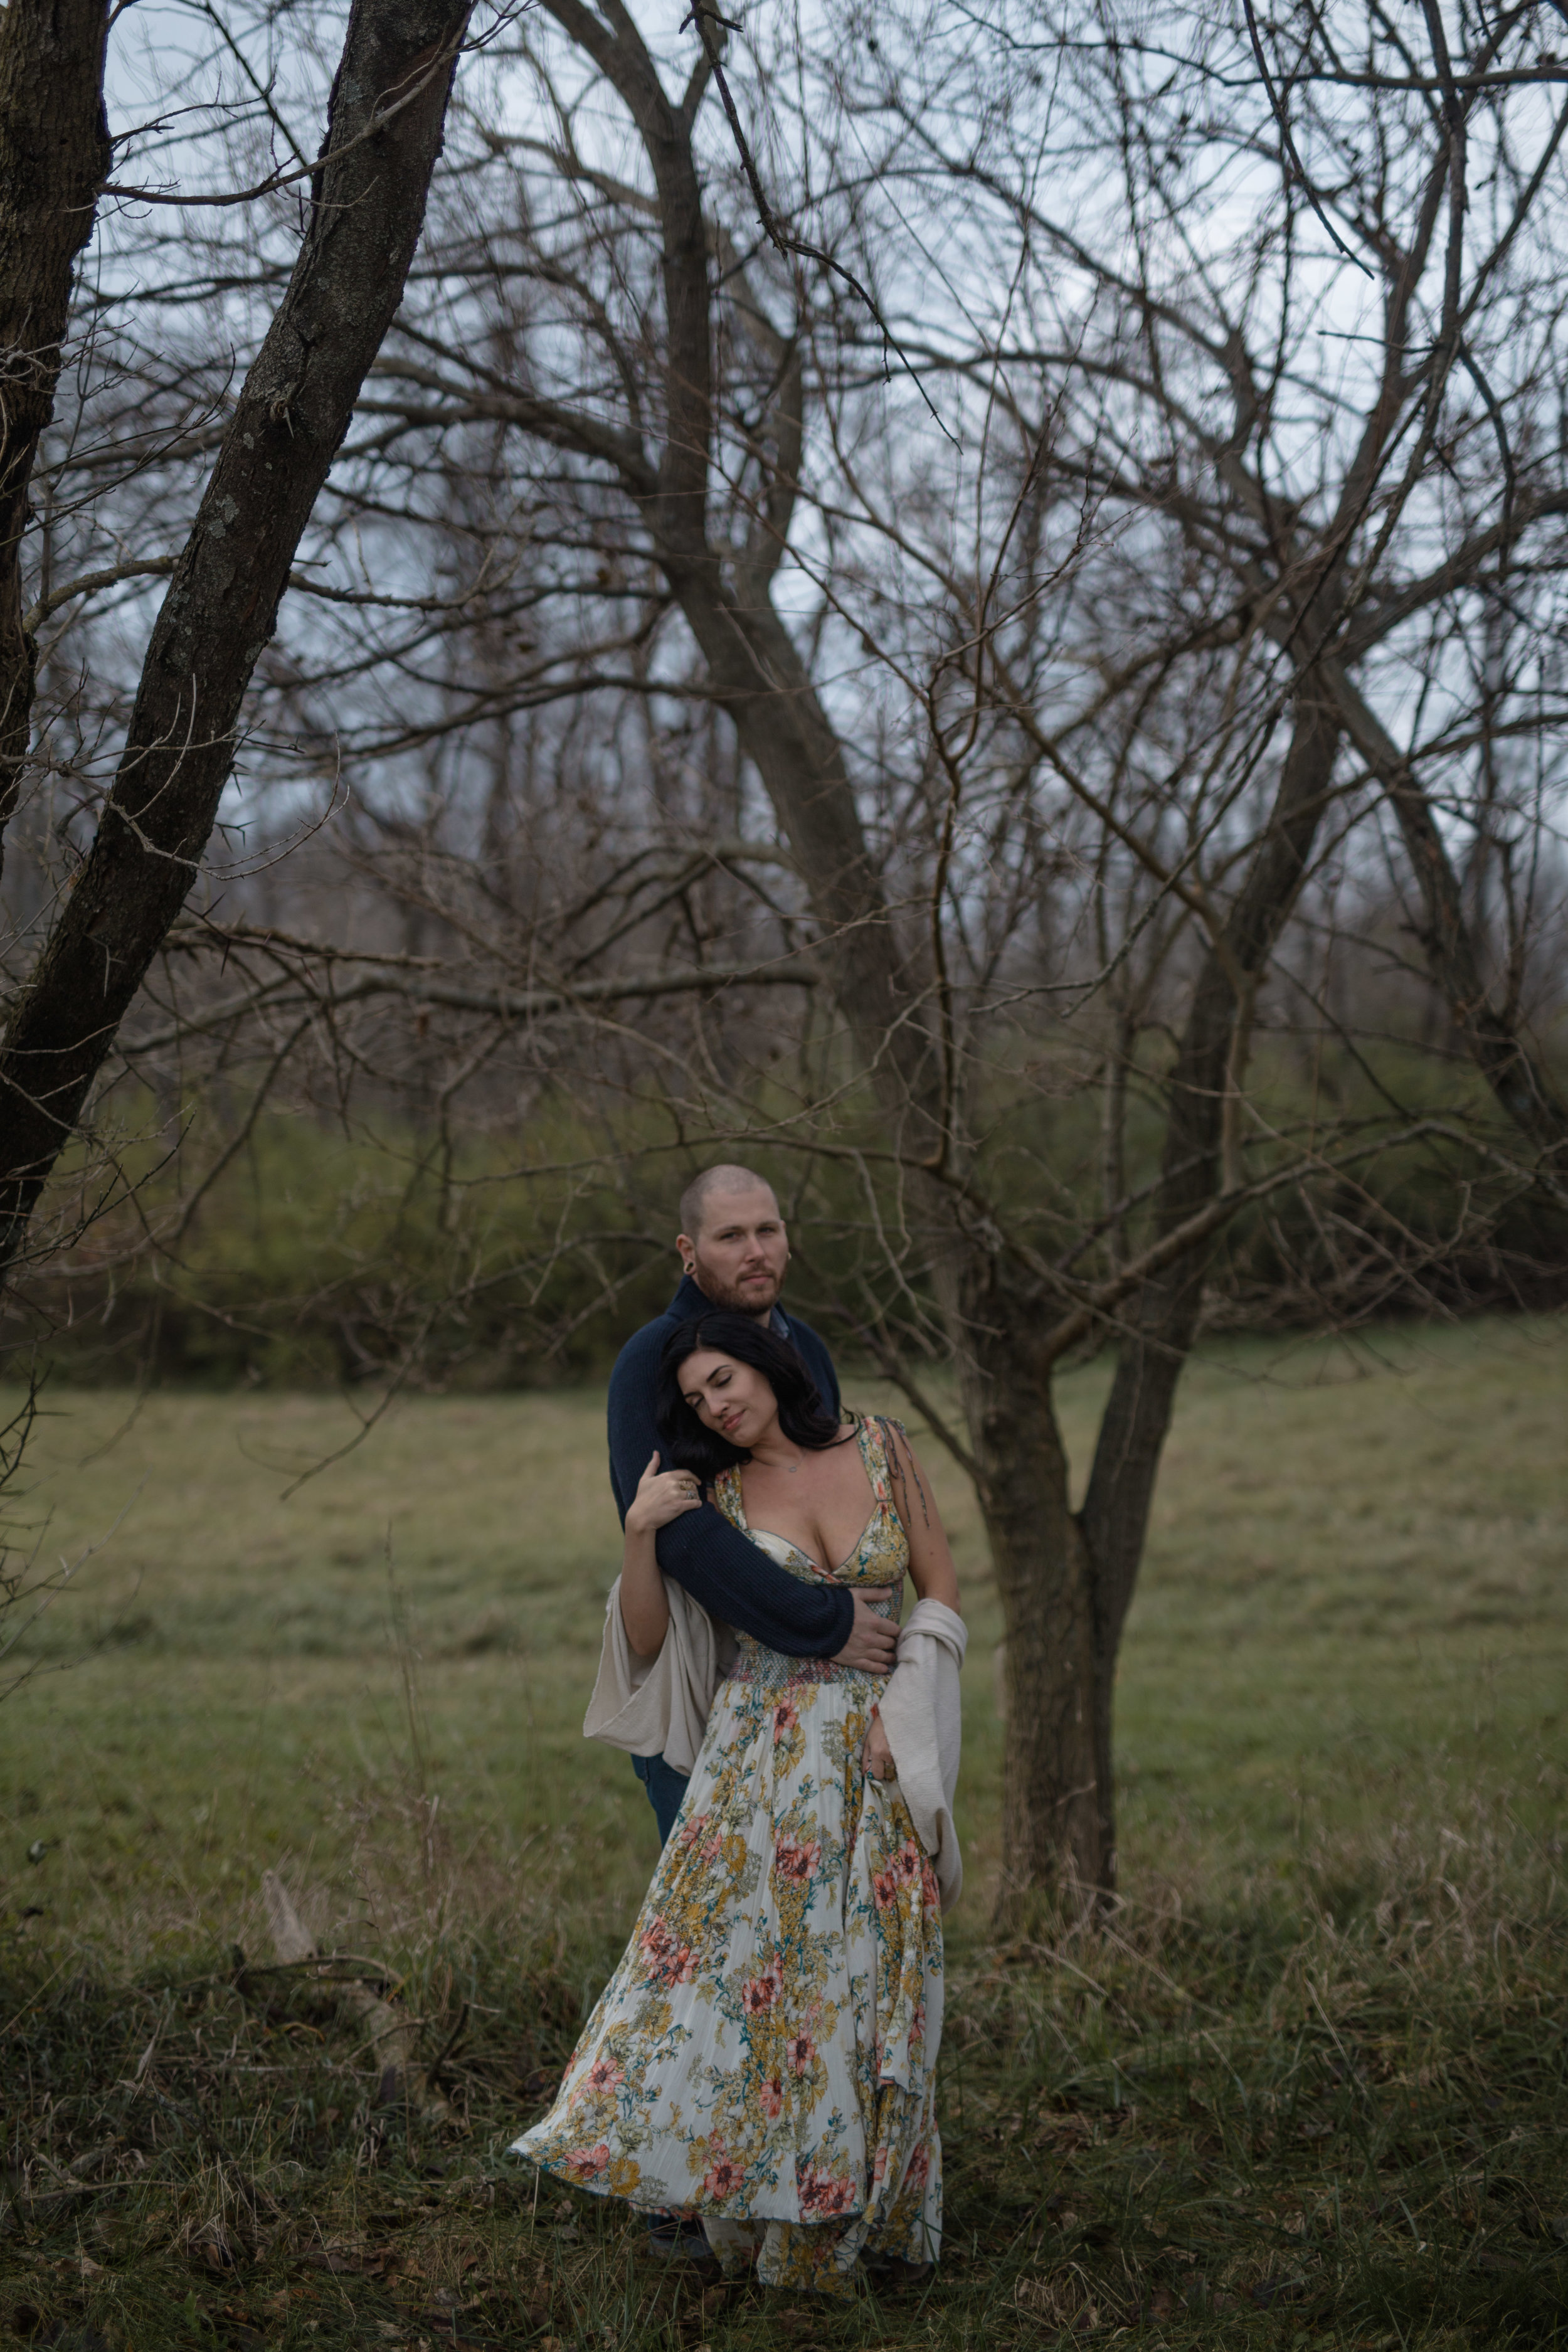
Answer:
[{"xmin": 876, "ymin": 1597, "xmax": 967, "ymax": 1910}]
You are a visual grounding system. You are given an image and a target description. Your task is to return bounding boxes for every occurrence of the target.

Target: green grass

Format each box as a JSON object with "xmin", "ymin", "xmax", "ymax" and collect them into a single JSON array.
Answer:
[{"xmin": 1, "ymin": 1314, "xmax": 1565, "ymax": 2348}]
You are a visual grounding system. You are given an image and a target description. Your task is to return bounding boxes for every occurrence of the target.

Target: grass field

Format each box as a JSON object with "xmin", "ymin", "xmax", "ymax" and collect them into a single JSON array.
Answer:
[{"xmin": 1, "ymin": 1314, "xmax": 1565, "ymax": 2349}]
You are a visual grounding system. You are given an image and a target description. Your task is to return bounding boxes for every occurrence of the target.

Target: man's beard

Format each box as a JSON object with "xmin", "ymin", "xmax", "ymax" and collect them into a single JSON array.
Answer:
[{"xmin": 694, "ymin": 1264, "xmax": 783, "ymax": 1315}]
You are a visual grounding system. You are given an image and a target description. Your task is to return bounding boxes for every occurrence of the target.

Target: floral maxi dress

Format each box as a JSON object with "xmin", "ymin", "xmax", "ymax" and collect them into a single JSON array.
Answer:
[{"xmin": 511, "ymin": 1416, "xmax": 944, "ymax": 2294}]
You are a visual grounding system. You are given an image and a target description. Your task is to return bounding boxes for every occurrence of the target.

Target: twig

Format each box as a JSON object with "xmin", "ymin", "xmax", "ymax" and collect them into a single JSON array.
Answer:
[
  {"xmin": 1241, "ymin": 0, "xmax": 1373, "ymax": 276},
  {"xmin": 682, "ymin": 3, "xmax": 956, "ymax": 442}
]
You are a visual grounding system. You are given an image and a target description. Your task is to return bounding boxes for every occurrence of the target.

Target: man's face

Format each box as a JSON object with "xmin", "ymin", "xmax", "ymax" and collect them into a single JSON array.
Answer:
[{"xmin": 679, "ymin": 1187, "xmax": 788, "ymax": 1318}]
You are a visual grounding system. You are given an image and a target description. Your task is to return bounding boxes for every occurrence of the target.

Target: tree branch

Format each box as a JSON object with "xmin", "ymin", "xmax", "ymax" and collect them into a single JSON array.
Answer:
[{"xmin": 120, "ymin": 956, "xmax": 822, "ymax": 1060}]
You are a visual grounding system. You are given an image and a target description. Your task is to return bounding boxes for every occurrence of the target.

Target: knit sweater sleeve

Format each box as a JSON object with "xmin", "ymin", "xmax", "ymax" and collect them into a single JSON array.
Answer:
[{"xmin": 606, "ymin": 1323, "xmax": 854, "ymax": 1658}]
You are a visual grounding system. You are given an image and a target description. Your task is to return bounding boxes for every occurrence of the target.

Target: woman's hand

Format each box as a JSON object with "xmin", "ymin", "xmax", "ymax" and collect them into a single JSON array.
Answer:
[
  {"xmin": 625, "ymin": 1451, "xmax": 704, "ymax": 1536},
  {"xmin": 619, "ymin": 1453, "xmax": 697, "ymax": 1657},
  {"xmin": 861, "ymin": 1704, "xmax": 896, "ymax": 1785}
]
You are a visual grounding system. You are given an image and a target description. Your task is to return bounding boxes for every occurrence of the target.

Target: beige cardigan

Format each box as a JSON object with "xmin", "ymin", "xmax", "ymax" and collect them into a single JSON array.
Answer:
[
  {"xmin": 874, "ymin": 1594, "xmax": 967, "ymax": 1910},
  {"xmin": 585, "ymin": 1560, "xmax": 967, "ymax": 1910},
  {"xmin": 583, "ymin": 1574, "xmax": 738, "ymax": 1777}
]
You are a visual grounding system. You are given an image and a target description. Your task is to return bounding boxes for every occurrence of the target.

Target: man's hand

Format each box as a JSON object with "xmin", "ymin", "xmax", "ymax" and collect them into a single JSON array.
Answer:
[{"xmin": 832, "ymin": 1592, "xmax": 898, "ymax": 1673}]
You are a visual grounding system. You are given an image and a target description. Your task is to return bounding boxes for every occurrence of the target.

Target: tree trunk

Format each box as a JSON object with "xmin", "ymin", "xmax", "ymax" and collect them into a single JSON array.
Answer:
[
  {"xmin": 0, "ymin": 0, "xmax": 112, "ymax": 866},
  {"xmin": 1076, "ymin": 686, "xmax": 1343, "ymax": 1890},
  {"xmin": 961, "ymin": 1281, "xmax": 1103, "ymax": 1909},
  {"xmin": 0, "ymin": 0, "xmax": 473, "ymax": 1273}
]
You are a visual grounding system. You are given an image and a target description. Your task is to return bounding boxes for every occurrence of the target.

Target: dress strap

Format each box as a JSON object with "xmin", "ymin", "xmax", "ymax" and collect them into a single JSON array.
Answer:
[
  {"xmin": 713, "ymin": 1464, "xmax": 746, "ymax": 1531},
  {"xmin": 854, "ymin": 1412, "xmax": 900, "ymax": 1510}
]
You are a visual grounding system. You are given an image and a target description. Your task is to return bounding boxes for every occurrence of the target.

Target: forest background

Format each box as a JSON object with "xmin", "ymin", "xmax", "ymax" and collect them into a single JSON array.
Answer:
[{"xmin": 0, "ymin": 0, "xmax": 1565, "ymax": 2345}]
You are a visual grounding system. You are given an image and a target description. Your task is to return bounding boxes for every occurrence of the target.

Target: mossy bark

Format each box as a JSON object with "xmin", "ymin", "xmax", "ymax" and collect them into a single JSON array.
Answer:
[{"xmin": 0, "ymin": 0, "xmax": 112, "ymax": 863}]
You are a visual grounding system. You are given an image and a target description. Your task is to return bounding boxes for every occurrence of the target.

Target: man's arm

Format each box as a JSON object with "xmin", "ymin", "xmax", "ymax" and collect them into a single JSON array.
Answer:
[{"xmin": 607, "ymin": 1327, "xmax": 852, "ymax": 1656}]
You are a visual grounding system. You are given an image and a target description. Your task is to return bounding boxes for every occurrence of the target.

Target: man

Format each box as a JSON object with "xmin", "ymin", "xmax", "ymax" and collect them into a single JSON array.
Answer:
[{"xmin": 607, "ymin": 1163, "xmax": 897, "ymax": 1843}]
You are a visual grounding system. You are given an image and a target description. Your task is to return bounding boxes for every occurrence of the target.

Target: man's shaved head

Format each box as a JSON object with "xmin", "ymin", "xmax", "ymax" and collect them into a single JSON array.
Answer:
[{"xmin": 678, "ymin": 1163, "xmax": 778, "ymax": 1241}]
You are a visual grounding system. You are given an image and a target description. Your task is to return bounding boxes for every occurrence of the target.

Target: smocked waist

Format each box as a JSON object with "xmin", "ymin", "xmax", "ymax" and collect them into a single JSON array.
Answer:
[{"xmin": 727, "ymin": 1637, "xmax": 891, "ymax": 1693}]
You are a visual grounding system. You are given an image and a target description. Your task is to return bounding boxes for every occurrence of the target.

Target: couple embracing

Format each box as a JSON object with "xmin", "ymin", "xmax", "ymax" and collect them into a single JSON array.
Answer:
[{"xmin": 511, "ymin": 1165, "xmax": 967, "ymax": 2298}]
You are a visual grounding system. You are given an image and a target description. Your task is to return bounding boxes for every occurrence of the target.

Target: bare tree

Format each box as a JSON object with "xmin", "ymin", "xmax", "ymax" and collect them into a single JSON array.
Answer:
[{"xmin": 306, "ymin": 0, "xmax": 1565, "ymax": 1902}]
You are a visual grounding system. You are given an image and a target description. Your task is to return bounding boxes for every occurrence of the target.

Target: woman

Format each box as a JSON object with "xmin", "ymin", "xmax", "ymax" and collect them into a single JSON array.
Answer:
[{"xmin": 511, "ymin": 1314, "xmax": 963, "ymax": 2296}]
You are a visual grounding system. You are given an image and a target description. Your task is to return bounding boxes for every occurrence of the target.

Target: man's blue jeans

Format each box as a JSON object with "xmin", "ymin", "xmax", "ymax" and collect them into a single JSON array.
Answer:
[{"xmin": 632, "ymin": 1752, "xmax": 689, "ymax": 1846}]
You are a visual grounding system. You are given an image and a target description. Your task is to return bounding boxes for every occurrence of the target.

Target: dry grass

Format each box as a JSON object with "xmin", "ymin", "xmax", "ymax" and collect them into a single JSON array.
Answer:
[
  {"xmin": 2, "ymin": 1789, "xmax": 1563, "ymax": 2351},
  {"xmin": 1, "ymin": 1313, "xmax": 1565, "ymax": 2346}
]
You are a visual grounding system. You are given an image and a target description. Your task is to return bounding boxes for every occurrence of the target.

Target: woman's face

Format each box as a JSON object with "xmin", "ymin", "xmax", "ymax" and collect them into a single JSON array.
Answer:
[{"xmin": 677, "ymin": 1348, "xmax": 780, "ymax": 1449}]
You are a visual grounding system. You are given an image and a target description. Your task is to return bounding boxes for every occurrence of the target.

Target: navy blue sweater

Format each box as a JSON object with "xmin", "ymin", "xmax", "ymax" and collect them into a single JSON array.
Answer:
[{"xmin": 606, "ymin": 1276, "xmax": 853, "ymax": 1656}]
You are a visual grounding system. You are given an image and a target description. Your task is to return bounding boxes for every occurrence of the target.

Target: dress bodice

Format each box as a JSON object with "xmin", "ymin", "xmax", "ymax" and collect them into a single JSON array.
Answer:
[{"xmin": 714, "ymin": 1415, "xmax": 909, "ymax": 1601}]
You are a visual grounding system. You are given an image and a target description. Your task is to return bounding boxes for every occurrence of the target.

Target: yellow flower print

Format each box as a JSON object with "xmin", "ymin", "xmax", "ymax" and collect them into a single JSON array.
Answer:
[{"xmin": 511, "ymin": 1409, "xmax": 943, "ymax": 2283}]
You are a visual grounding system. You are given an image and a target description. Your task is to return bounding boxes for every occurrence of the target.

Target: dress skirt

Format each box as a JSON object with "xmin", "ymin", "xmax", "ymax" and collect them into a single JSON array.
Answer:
[{"xmin": 511, "ymin": 1633, "xmax": 944, "ymax": 2294}]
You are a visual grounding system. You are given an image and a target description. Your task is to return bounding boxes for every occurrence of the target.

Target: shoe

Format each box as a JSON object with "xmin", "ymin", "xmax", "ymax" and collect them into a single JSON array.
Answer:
[
  {"xmin": 645, "ymin": 2215, "xmax": 712, "ymax": 2260},
  {"xmin": 863, "ymin": 2251, "xmax": 935, "ymax": 2286}
]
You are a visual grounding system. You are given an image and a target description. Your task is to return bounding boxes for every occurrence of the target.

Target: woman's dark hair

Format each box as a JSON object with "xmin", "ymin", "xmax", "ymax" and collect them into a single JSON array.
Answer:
[{"xmin": 655, "ymin": 1313, "xmax": 844, "ymax": 1483}]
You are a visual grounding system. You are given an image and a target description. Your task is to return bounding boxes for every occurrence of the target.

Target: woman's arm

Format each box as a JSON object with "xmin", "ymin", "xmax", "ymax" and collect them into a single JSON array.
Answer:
[
  {"xmin": 885, "ymin": 1424, "xmax": 961, "ymax": 1610},
  {"xmin": 620, "ymin": 1451, "xmax": 702, "ymax": 1656}
]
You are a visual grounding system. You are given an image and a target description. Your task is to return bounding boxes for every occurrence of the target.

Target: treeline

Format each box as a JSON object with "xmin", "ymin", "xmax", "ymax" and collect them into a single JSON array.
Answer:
[{"xmin": 11, "ymin": 1037, "xmax": 1564, "ymax": 1392}]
